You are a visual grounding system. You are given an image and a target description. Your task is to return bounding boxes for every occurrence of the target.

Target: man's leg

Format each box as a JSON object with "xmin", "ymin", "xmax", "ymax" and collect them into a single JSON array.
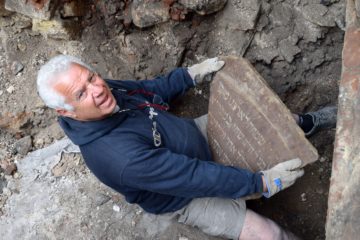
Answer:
[
  {"xmin": 193, "ymin": 114, "xmax": 208, "ymax": 141},
  {"xmin": 293, "ymin": 106, "xmax": 337, "ymax": 136},
  {"xmin": 239, "ymin": 209, "xmax": 299, "ymax": 240}
]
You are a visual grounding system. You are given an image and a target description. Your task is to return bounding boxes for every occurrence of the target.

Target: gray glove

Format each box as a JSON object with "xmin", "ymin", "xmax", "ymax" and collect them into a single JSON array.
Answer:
[{"xmin": 261, "ymin": 158, "xmax": 304, "ymax": 198}]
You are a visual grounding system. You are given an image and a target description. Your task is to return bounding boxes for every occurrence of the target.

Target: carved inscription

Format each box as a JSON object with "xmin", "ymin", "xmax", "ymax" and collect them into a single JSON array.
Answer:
[{"xmin": 208, "ymin": 56, "xmax": 318, "ymax": 172}]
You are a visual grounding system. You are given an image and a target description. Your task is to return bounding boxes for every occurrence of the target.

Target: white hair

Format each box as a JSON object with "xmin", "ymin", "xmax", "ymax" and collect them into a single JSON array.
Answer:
[{"xmin": 37, "ymin": 55, "xmax": 93, "ymax": 110}]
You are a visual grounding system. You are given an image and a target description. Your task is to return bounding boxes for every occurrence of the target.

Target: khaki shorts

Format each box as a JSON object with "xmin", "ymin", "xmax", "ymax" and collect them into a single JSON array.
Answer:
[{"xmin": 173, "ymin": 197, "xmax": 246, "ymax": 239}]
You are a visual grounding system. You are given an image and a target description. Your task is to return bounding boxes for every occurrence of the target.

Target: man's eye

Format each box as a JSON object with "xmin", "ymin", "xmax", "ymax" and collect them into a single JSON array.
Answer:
[
  {"xmin": 78, "ymin": 91, "xmax": 85, "ymax": 100},
  {"xmin": 89, "ymin": 73, "xmax": 96, "ymax": 82}
]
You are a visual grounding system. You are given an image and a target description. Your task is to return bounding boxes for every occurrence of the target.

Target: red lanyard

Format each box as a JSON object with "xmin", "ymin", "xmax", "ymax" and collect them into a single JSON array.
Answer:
[{"xmin": 127, "ymin": 89, "xmax": 169, "ymax": 111}]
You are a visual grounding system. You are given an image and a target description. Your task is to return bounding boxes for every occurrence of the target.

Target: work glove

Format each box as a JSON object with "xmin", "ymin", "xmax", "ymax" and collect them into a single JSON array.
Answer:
[
  {"xmin": 187, "ymin": 57, "xmax": 225, "ymax": 84},
  {"xmin": 261, "ymin": 158, "xmax": 304, "ymax": 198}
]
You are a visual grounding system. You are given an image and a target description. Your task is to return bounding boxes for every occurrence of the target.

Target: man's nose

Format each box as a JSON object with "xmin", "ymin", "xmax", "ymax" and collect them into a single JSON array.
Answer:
[{"xmin": 89, "ymin": 82, "xmax": 103, "ymax": 97}]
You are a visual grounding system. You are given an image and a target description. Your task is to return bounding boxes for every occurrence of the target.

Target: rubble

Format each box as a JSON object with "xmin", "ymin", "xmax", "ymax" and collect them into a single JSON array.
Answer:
[
  {"xmin": 5, "ymin": 0, "xmax": 55, "ymax": 20},
  {"xmin": 301, "ymin": 4, "xmax": 336, "ymax": 27},
  {"xmin": 32, "ymin": 17, "xmax": 81, "ymax": 40},
  {"xmin": 131, "ymin": 0, "xmax": 170, "ymax": 28},
  {"xmin": 14, "ymin": 136, "xmax": 32, "ymax": 155},
  {"xmin": 178, "ymin": 0, "xmax": 227, "ymax": 15}
]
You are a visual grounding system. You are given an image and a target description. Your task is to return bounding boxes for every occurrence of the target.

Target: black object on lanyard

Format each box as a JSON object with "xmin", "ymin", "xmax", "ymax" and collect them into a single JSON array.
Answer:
[{"xmin": 115, "ymin": 88, "xmax": 167, "ymax": 147}]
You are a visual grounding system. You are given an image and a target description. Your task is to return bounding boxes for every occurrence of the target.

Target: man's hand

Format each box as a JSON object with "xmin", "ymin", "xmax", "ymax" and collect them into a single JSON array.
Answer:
[
  {"xmin": 187, "ymin": 57, "xmax": 225, "ymax": 84},
  {"xmin": 261, "ymin": 158, "xmax": 304, "ymax": 198}
]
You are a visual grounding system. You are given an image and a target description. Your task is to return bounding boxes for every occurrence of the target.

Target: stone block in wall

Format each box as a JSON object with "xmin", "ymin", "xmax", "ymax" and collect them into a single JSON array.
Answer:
[
  {"xmin": 32, "ymin": 17, "xmax": 80, "ymax": 40},
  {"xmin": 207, "ymin": 56, "xmax": 318, "ymax": 172},
  {"xmin": 5, "ymin": 0, "xmax": 56, "ymax": 20},
  {"xmin": 326, "ymin": 25, "xmax": 360, "ymax": 240},
  {"xmin": 131, "ymin": 0, "xmax": 170, "ymax": 28}
]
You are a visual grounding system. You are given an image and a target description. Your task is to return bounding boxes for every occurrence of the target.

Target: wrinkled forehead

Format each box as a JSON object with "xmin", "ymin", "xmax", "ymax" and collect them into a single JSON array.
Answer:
[{"xmin": 55, "ymin": 62, "xmax": 89, "ymax": 83}]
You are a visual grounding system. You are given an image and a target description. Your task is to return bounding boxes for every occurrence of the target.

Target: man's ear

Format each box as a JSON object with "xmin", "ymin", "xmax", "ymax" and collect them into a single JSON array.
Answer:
[{"xmin": 56, "ymin": 108, "xmax": 76, "ymax": 118}]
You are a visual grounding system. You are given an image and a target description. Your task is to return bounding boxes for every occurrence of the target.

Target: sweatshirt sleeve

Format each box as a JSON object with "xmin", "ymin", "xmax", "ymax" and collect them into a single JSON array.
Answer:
[
  {"xmin": 120, "ymin": 146, "xmax": 263, "ymax": 199},
  {"xmin": 117, "ymin": 68, "xmax": 195, "ymax": 103}
]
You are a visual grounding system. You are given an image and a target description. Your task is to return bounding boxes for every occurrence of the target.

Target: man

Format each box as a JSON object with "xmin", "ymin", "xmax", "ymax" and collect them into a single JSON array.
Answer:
[{"xmin": 37, "ymin": 55, "xmax": 336, "ymax": 239}]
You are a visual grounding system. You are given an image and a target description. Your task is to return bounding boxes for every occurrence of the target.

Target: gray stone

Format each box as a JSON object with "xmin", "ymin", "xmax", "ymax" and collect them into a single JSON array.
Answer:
[
  {"xmin": 5, "ymin": 0, "xmax": 55, "ymax": 20},
  {"xmin": 233, "ymin": 0, "xmax": 260, "ymax": 30},
  {"xmin": 0, "ymin": 148, "xmax": 7, "ymax": 160},
  {"xmin": 301, "ymin": 4, "xmax": 336, "ymax": 27},
  {"xmin": 10, "ymin": 61, "xmax": 24, "ymax": 75},
  {"xmin": 131, "ymin": 0, "xmax": 170, "ymax": 28},
  {"xmin": 294, "ymin": 7, "xmax": 325, "ymax": 42},
  {"xmin": 14, "ymin": 136, "xmax": 32, "ymax": 155},
  {"xmin": 206, "ymin": 0, "xmax": 260, "ymax": 57},
  {"xmin": 250, "ymin": 32, "xmax": 280, "ymax": 64},
  {"xmin": 208, "ymin": 57, "xmax": 318, "ymax": 172},
  {"xmin": 278, "ymin": 36, "xmax": 301, "ymax": 63},
  {"xmin": 178, "ymin": 0, "xmax": 227, "ymax": 15},
  {"xmin": 93, "ymin": 193, "xmax": 111, "ymax": 206}
]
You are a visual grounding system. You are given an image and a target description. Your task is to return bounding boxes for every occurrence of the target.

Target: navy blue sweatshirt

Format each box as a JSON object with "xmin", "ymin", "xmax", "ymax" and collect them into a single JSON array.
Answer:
[{"xmin": 59, "ymin": 68, "xmax": 263, "ymax": 214}]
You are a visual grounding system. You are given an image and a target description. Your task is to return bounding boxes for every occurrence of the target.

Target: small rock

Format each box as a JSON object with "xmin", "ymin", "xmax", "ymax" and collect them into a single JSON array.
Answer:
[
  {"xmin": 6, "ymin": 85, "xmax": 15, "ymax": 94},
  {"xmin": 179, "ymin": 237, "xmax": 189, "ymax": 240},
  {"xmin": 0, "ymin": 161, "xmax": 17, "ymax": 175},
  {"xmin": 318, "ymin": 167, "xmax": 324, "ymax": 173},
  {"xmin": 14, "ymin": 136, "xmax": 32, "ymax": 155},
  {"xmin": 0, "ymin": 148, "xmax": 7, "ymax": 160},
  {"xmin": 94, "ymin": 193, "xmax": 111, "ymax": 206},
  {"xmin": 2, "ymin": 187, "xmax": 11, "ymax": 196},
  {"xmin": 11, "ymin": 61, "xmax": 24, "ymax": 75},
  {"xmin": 316, "ymin": 188, "xmax": 324, "ymax": 194},
  {"xmin": 113, "ymin": 204, "xmax": 120, "ymax": 212},
  {"xmin": 131, "ymin": 0, "xmax": 170, "ymax": 28},
  {"xmin": 17, "ymin": 43, "xmax": 27, "ymax": 52},
  {"xmin": 301, "ymin": 193, "xmax": 307, "ymax": 202},
  {"xmin": 13, "ymin": 172, "xmax": 21, "ymax": 179},
  {"xmin": 319, "ymin": 157, "xmax": 327, "ymax": 162},
  {"xmin": 0, "ymin": 90, "xmax": 3, "ymax": 96}
]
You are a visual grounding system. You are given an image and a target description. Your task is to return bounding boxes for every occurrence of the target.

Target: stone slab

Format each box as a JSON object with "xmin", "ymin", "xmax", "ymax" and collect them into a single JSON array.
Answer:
[
  {"xmin": 207, "ymin": 56, "xmax": 318, "ymax": 172},
  {"xmin": 5, "ymin": 0, "xmax": 55, "ymax": 20},
  {"xmin": 325, "ymin": 25, "xmax": 360, "ymax": 240}
]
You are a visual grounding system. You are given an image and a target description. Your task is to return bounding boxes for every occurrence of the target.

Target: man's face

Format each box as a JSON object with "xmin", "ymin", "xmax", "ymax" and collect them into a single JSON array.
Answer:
[{"xmin": 53, "ymin": 63, "xmax": 117, "ymax": 121}]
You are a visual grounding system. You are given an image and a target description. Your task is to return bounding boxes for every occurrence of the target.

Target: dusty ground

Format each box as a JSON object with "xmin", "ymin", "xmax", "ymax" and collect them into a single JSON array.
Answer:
[{"xmin": 0, "ymin": 0, "xmax": 344, "ymax": 239}]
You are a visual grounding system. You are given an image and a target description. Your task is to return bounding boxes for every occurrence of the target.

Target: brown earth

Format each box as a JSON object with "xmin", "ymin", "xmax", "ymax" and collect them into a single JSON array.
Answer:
[{"xmin": 0, "ymin": 0, "xmax": 344, "ymax": 239}]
